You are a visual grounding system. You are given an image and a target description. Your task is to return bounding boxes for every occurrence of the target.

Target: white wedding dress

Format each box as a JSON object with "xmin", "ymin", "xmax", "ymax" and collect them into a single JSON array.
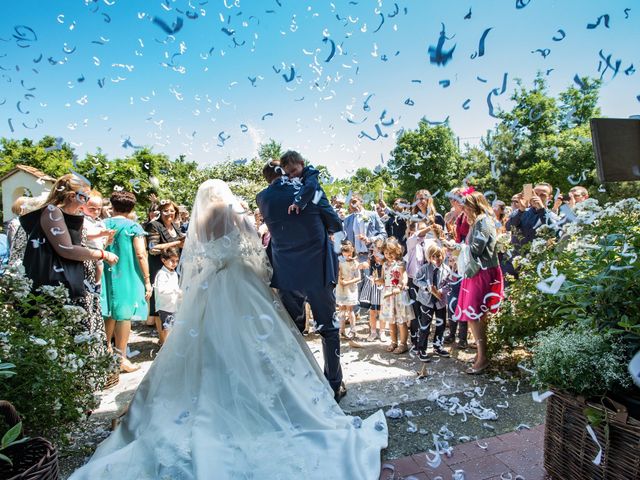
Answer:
[{"xmin": 70, "ymin": 180, "xmax": 387, "ymax": 480}]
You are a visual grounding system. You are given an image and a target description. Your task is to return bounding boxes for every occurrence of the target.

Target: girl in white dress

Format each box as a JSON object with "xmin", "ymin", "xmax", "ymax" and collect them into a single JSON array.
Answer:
[
  {"xmin": 70, "ymin": 180, "xmax": 387, "ymax": 480},
  {"xmin": 380, "ymin": 238, "xmax": 415, "ymax": 354},
  {"xmin": 335, "ymin": 241, "xmax": 361, "ymax": 338}
]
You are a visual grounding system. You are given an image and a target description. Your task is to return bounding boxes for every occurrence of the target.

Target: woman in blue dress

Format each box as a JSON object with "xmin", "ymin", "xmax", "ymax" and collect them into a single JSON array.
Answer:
[{"xmin": 101, "ymin": 191, "xmax": 152, "ymax": 373}]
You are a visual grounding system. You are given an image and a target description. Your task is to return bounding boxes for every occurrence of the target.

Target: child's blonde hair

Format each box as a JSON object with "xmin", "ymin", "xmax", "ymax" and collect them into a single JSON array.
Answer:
[
  {"xmin": 383, "ymin": 237, "xmax": 403, "ymax": 260},
  {"xmin": 426, "ymin": 244, "xmax": 444, "ymax": 260}
]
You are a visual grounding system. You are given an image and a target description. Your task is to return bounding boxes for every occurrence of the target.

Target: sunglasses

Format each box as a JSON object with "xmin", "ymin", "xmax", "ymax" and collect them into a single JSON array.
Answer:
[{"xmin": 76, "ymin": 191, "xmax": 90, "ymax": 203}]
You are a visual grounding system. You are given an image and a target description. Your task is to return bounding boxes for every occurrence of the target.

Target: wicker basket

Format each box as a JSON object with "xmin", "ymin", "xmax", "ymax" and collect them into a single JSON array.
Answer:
[
  {"xmin": 104, "ymin": 370, "xmax": 119, "ymax": 389},
  {"xmin": 0, "ymin": 401, "xmax": 59, "ymax": 480},
  {"xmin": 544, "ymin": 390, "xmax": 640, "ymax": 480}
]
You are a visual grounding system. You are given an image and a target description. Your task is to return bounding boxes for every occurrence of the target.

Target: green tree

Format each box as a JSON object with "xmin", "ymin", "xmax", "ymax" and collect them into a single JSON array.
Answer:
[
  {"xmin": 491, "ymin": 74, "xmax": 560, "ymax": 192},
  {"xmin": 388, "ymin": 119, "xmax": 461, "ymax": 210},
  {"xmin": 473, "ymin": 74, "xmax": 605, "ymax": 202},
  {"xmin": 0, "ymin": 136, "xmax": 77, "ymax": 222},
  {"xmin": 557, "ymin": 77, "xmax": 601, "ymax": 128},
  {"xmin": 322, "ymin": 167, "xmax": 400, "ymax": 207},
  {"xmin": 257, "ymin": 139, "xmax": 283, "ymax": 163},
  {"xmin": 162, "ymin": 155, "xmax": 206, "ymax": 208},
  {"xmin": 75, "ymin": 149, "xmax": 170, "ymax": 214},
  {"xmin": 0, "ymin": 136, "xmax": 75, "ymax": 179},
  {"xmin": 205, "ymin": 158, "xmax": 267, "ymax": 209},
  {"xmin": 457, "ymin": 145, "xmax": 501, "ymax": 197}
]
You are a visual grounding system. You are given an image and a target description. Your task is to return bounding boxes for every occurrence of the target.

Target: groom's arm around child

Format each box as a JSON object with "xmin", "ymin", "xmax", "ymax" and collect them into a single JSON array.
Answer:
[{"xmin": 280, "ymin": 151, "xmax": 342, "ymax": 234}]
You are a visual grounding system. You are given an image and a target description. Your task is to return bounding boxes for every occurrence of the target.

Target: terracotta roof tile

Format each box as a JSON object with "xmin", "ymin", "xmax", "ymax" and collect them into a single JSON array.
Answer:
[{"xmin": 0, "ymin": 164, "xmax": 57, "ymax": 183}]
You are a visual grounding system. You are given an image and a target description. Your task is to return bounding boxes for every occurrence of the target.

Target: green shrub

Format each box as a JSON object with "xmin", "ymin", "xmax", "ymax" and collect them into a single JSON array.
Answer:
[
  {"xmin": 490, "ymin": 197, "xmax": 640, "ymax": 355},
  {"xmin": 531, "ymin": 324, "xmax": 632, "ymax": 396},
  {"xmin": 0, "ymin": 267, "xmax": 116, "ymax": 444}
]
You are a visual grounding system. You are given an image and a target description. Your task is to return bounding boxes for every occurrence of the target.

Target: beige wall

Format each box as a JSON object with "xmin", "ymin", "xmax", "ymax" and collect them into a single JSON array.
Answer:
[{"xmin": 1, "ymin": 171, "xmax": 54, "ymax": 222}]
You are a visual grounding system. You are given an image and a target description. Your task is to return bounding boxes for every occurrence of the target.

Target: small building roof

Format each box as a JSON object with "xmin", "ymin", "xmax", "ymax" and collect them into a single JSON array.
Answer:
[{"xmin": 0, "ymin": 164, "xmax": 57, "ymax": 183}]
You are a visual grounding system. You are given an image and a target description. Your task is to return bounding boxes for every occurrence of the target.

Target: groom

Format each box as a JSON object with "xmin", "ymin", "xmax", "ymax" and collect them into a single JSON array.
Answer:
[{"xmin": 256, "ymin": 154, "xmax": 347, "ymax": 402}]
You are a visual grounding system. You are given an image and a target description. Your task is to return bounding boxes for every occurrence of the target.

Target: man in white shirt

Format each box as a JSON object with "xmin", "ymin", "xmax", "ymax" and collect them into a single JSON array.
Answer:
[{"xmin": 342, "ymin": 193, "xmax": 387, "ymax": 263}]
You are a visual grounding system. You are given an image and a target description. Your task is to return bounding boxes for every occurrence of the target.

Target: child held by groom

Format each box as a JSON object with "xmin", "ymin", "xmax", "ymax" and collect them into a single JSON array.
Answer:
[{"xmin": 279, "ymin": 151, "xmax": 338, "ymax": 233}]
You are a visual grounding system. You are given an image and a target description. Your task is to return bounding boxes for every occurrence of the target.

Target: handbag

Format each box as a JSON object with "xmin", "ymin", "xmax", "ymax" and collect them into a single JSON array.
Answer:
[{"xmin": 457, "ymin": 243, "xmax": 480, "ymax": 279}]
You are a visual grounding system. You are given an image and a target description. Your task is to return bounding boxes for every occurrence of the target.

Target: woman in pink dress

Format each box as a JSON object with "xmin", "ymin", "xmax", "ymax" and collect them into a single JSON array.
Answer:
[{"xmin": 454, "ymin": 191, "xmax": 504, "ymax": 374}]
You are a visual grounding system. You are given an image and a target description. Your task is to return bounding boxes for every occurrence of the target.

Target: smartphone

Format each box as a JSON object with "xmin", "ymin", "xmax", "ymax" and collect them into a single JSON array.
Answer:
[
  {"xmin": 378, "ymin": 190, "xmax": 384, "ymax": 203},
  {"xmin": 523, "ymin": 184, "xmax": 533, "ymax": 202}
]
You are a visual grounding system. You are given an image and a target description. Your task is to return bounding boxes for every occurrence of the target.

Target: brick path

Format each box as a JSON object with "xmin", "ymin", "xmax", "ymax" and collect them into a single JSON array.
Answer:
[{"xmin": 380, "ymin": 424, "xmax": 547, "ymax": 480}]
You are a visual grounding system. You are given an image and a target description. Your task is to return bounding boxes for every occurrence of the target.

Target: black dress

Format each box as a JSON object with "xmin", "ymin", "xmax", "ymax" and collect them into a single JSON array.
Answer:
[
  {"xmin": 20, "ymin": 207, "xmax": 85, "ymax": 299},
  {"xmin": 77, "ymin": 228, "xmax": 106, "ymax": 343},
  {"xmin": 144, "ymin": 220, "xmax": 184, "ymax": 316}
]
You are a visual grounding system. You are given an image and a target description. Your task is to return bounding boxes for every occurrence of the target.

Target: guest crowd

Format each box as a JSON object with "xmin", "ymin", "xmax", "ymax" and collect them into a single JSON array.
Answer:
[
  {"xmin": 4, "ymin": 176, "xmax": 187, "ymax": 374},
  {"xmin": 256, "ymin": 169, "xmax": 590, "ymax": 375},
  {"xmin": 1, "ymin": 159, "xmax": 590, "ymax": 382}
]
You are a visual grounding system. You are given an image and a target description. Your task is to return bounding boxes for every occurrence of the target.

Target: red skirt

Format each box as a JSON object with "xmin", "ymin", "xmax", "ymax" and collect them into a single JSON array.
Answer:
[{"xmin": 454, "ymin": 266, "xmax": 504, "ymax": 322}]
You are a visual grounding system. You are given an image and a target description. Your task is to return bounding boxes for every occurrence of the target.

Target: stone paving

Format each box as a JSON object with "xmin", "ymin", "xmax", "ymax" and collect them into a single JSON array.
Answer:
[
  {"xmin": 380, "ymin": 425, "xmax": 547, "ymax": 480},
  {"xmin": 60, "ymin": 322, "xmax": 548, "ymax": 479}
]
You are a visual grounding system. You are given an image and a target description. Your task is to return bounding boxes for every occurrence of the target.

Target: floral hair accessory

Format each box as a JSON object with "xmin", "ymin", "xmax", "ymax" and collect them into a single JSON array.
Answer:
[{"xmin": 460, "ymin": 186, "xmax": 475, "ymax": 196}]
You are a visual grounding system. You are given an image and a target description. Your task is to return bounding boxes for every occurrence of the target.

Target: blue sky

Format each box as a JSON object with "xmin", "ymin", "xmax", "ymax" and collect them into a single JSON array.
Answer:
[{"xmin": 1, "ymin": 0, "xmax": 638, "ymax": 177}]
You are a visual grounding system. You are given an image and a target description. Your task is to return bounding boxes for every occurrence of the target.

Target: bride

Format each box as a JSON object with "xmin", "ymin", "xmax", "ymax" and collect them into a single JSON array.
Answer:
[{"xmin": 70, "ymin": 180, "xmax": 387, "ymax": 480}]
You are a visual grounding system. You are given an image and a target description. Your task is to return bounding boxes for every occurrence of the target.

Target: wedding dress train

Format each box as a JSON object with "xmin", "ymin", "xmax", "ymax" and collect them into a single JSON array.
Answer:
[{"xmin": 70, "ymin": 180, "xmax": 387, "ymax": 480}]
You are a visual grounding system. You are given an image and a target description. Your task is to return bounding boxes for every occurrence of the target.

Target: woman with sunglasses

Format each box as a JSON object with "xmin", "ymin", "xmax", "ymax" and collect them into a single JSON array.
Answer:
[
  {"xmin": 19, "ymin": 174, "xmax": 119, "ymax": 338},
  {"xmin": 144, "ymin": 199, "xmax": 185, "ymax": 341}
]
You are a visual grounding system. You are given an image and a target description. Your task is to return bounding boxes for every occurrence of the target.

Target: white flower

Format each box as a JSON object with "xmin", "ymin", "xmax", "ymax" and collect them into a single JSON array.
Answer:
[
  {"xmin": 530, "ymin": 238, "xmax": 546, "ymax": 255},
  {"xmin": 29, "ymin": 335, "xmax": 47, "ymax": 346},
  {"xmin": 63, "ymin": 305, "xmax": 87, "ymax": 323},
  {"xmin": 64, "ymin": 363, "xmax": 78, "ymax": 373},
  {"xmin": 574, "ymin": 198, "xmax": 600, "ymax": 212},
  {"xmin": 46, "ymin": 348, "xmax": 58, "ymax": 361},
  {"xmin": 564, "ymin": 222, "xmax": 581, "ymax": 236},
  {"xmin": 73, "ymin": 332, "xmax": 92, "ymax": 344}
]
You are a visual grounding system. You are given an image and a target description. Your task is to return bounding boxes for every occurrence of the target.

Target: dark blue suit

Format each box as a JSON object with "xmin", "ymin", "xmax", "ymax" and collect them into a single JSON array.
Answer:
[{"xmin": 256, "ymin": 178, "xmax": 344, "ymax": 391}]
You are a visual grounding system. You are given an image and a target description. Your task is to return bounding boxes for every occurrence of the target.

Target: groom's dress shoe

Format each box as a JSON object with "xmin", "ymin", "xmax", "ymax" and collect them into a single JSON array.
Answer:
[{"xmin": 334, "ymin": 381, "xmax": 347, "ymax": 403}]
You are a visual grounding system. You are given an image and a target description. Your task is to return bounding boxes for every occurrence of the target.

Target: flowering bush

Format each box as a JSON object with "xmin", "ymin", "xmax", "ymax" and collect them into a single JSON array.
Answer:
[
  {"xmin": 0, "ymin": 266, "xmax": 116, "ymax": 444},
  {"xmin": 531, "ymin": 325, "xmax": 631, "ymax": 396},
  {"xmin": 490, "ymin": 197, "xmax": 640, "ymax": 396},
  {"xmin": 490, "ymin": 198, "xmax": 640, "ymax": 349},
  {"xmin": 495, "ymin": 232, "xmax": 512, "ymax": 254}
]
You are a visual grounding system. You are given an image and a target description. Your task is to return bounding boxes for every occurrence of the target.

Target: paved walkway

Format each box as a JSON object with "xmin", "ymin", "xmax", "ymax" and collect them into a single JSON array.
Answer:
[
  {"xmin": 379, "ymin": 424, "xmax": 547, "ymax": 480},
  {"xmin": 61, "ymin": 324, "xmax": 547, "ymax": 478}
]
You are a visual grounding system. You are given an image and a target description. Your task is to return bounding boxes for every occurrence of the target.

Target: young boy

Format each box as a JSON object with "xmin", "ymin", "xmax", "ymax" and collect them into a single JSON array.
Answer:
[
  {"xmin": 82, "ymin": 190, "xmax": 114, "ymax": 292},
  {"xmin": 154, "ymin": 248, "xmax": 182, "ymax": 346},
  {"xmin": 279, "ymin": 151, "xmax": 341, "ymax": 234},
  {"xmin": 413, "ymin": 244, "xmax": 453, "ymax": 361}
]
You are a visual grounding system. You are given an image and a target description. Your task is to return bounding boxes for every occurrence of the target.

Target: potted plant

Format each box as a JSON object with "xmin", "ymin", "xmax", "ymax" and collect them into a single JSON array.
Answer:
[
  {"xmin": 0, "ymin": 266, "xmax": 116, "ymax": 448},
  {"xmin": 490, "ymin": 198, "xmax": 640, "ymax": 478},
  {"xmin": 0, "ymin": 361, "xmax": 59, "ymax": 480}
]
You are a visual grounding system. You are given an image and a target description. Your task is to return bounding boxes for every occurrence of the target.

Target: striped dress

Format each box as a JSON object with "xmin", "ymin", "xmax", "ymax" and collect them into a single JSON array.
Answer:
[{"xmin": 359, "ymin": 262, "xmax": 383, "ymax": 308}]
